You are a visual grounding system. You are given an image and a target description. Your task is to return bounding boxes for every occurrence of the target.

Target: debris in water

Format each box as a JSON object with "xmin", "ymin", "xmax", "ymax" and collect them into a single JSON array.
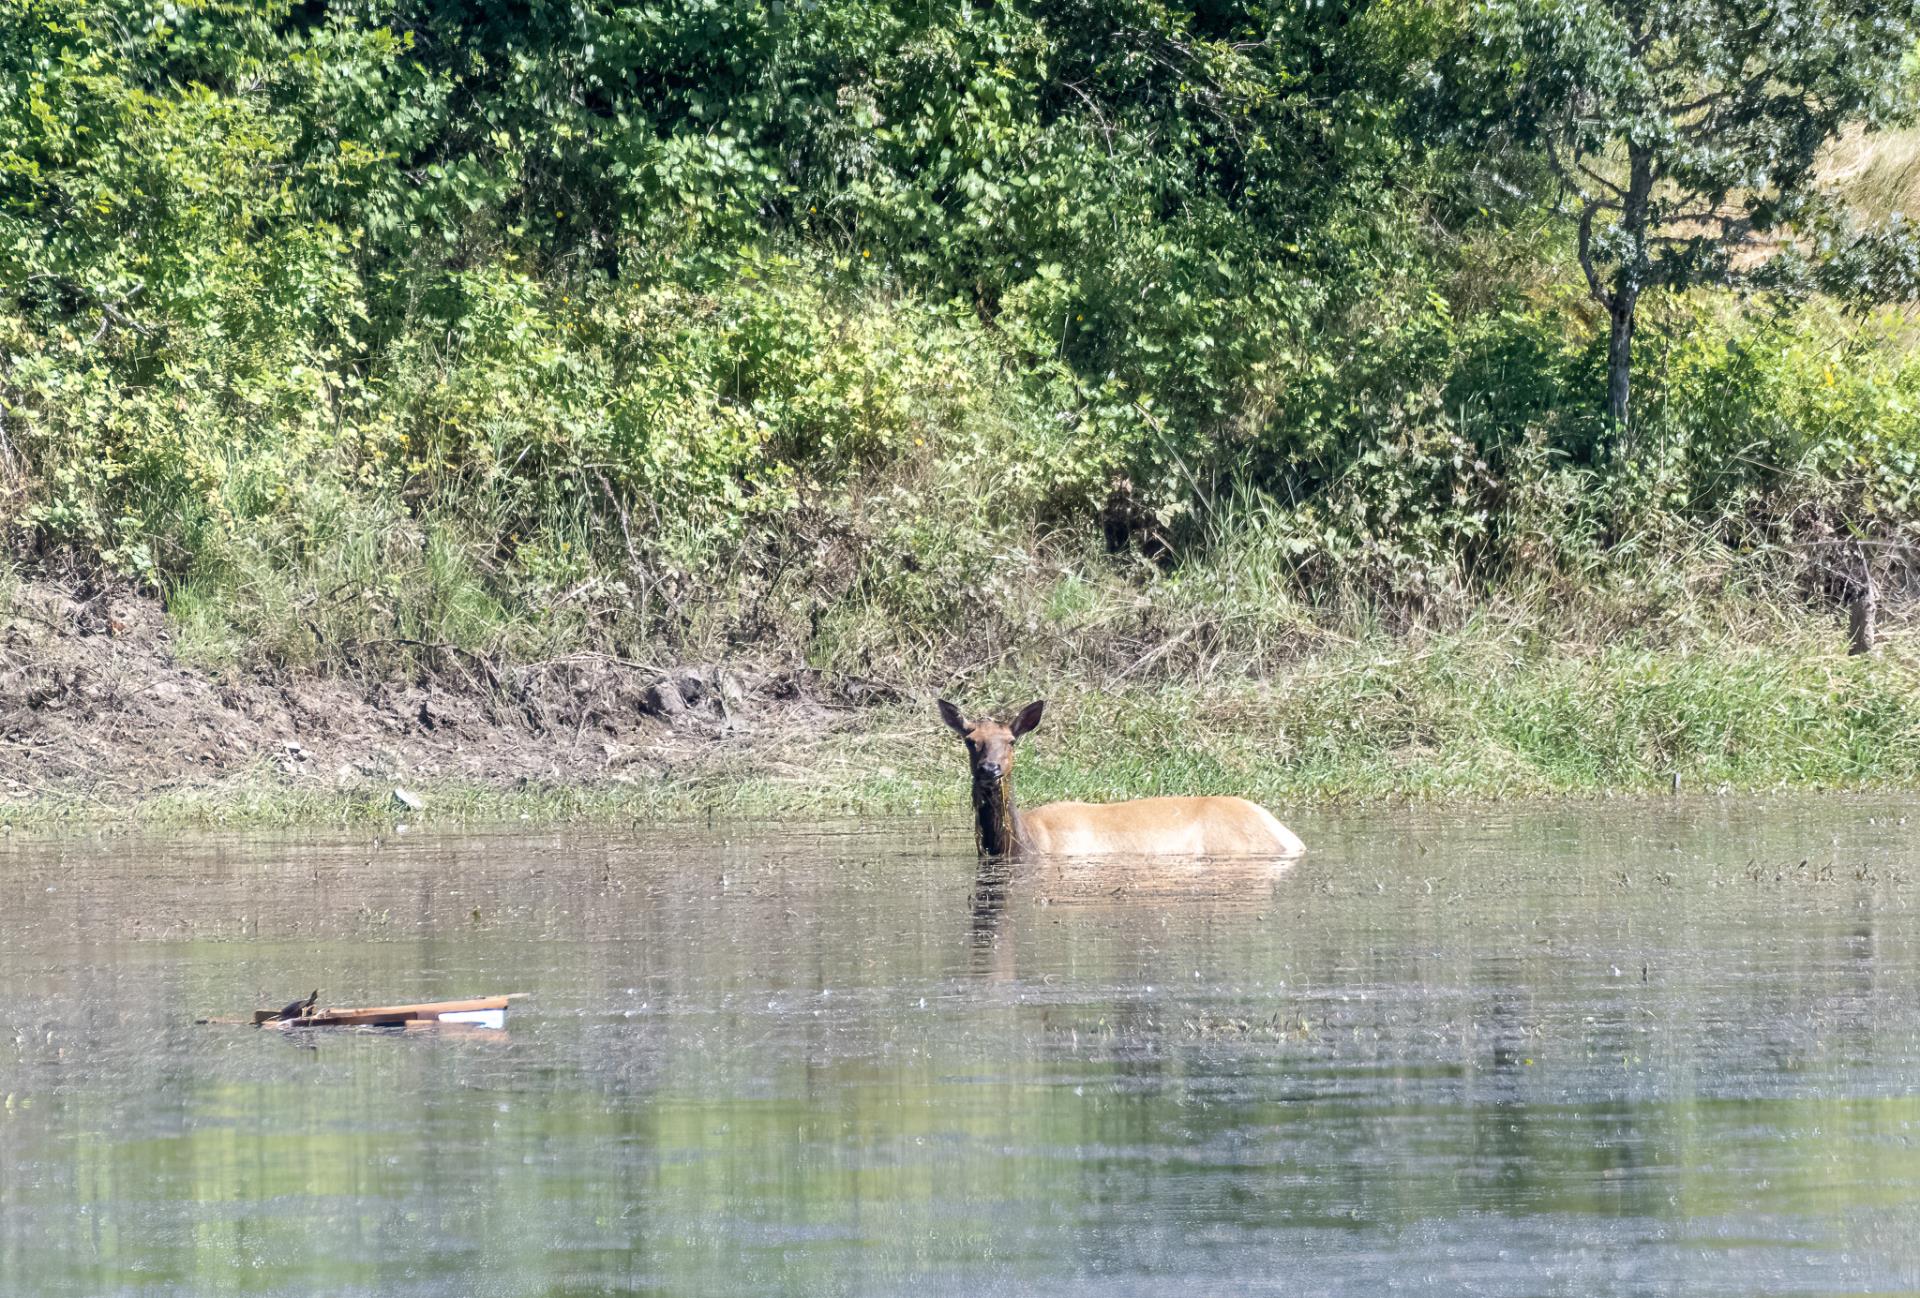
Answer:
[{"xmin": 197, "ymin": 994, "xmax": 522, "ymax": 1031}]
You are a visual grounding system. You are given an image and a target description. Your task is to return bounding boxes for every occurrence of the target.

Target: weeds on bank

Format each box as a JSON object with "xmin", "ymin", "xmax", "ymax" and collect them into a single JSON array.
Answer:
[{"xmin": 3, "ymin": 606, "xmax": 1914, "ymax": 831}]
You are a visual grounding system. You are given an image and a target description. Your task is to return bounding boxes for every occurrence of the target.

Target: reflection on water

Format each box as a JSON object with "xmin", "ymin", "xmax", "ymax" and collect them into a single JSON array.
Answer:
[{"xmin": 2, "ymin": 799, "xmax": 1919, "ymax": 1296}]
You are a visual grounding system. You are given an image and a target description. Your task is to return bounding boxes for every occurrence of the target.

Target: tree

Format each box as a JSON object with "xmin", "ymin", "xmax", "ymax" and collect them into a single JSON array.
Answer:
[{"xmin": 1479, "ymin": 0, "xmax": 1920, "ymax": 438}]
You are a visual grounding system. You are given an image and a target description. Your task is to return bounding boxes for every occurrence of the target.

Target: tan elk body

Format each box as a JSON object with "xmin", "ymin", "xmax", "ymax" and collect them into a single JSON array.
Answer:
[{"xmin": 939, "ymin": 699, "xmax": 1306, "ymax": 859}]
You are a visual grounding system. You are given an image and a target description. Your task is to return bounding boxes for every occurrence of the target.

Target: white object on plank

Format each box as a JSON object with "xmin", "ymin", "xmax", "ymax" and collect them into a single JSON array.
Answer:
[{"xmin": 437, "ymin": 1009, "xmax": 506, "ymax": 1029}]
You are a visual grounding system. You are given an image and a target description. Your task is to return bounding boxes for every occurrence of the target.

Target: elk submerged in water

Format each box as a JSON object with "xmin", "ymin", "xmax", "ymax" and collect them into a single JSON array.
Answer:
[{"xmin": 939, "ymin": 699, "xmax": 1306, "ymax": 859}]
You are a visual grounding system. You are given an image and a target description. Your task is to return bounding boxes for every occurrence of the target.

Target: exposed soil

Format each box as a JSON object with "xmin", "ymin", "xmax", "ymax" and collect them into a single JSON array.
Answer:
[{"xmin": 0, "ymin": 576, "xmax": 906, "ymax": 810}]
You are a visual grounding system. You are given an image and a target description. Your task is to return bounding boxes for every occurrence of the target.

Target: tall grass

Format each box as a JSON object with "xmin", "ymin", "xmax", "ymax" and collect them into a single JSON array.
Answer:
[{"xmin": 993, "ymin": 619, "xmax": 1918, "ymax": 805}]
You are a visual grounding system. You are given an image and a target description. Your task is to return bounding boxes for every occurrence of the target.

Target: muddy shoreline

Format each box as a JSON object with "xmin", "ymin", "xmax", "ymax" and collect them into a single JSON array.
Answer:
[{"xmin": 1, "ymin": 576, "xmax": 900, "ymax": 814}]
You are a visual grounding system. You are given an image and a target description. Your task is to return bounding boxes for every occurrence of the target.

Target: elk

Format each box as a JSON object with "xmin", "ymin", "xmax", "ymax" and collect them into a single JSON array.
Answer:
[{"xmin": 938, "ymin": 699, "xmax": 1306, "ymax": 859}]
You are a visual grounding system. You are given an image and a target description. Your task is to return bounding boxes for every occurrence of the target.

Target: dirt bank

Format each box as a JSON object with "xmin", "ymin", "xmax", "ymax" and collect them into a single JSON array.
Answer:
[{"xmin": 0, "ymin": 575, "xmax": 905, "ymax": 814}]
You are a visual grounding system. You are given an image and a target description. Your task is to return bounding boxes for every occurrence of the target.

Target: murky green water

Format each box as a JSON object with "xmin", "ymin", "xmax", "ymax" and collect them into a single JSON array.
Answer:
[{"xmin": 3, "ymin": 799, "xmax": 1919, "ymax": 1296}]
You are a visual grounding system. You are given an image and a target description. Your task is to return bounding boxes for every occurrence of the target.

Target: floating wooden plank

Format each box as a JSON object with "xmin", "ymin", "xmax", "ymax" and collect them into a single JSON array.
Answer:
[{"xmin": 239, "ymin": 995, "xmax": 520, "ymax": 1030}]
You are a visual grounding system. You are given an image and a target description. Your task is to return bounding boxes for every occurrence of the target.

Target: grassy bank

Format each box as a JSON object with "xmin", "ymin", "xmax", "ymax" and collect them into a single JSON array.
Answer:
[{"xmin": 5, "ymin": 605, "xmax": 1914, "ymax": 833}]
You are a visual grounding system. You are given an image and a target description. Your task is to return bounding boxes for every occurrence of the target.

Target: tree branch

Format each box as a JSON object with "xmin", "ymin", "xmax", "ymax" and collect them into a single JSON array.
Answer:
[
  {"xmin": 87, "ymin": 284, "xmax": 152, "ymax": 346},
  {"xmin": 1668, "ymin": 88, "xmax": 1727, "ymax": 117},
  {"xmin": 1575, "ymin": 157, "xmax": 1627, "ymax": 201},
  {"xmin": 1578, "ymin": 201, "xmax": 1613, "ymax": 310},
  {"xmin": 1675, "ymin": 67, "xmax": 1775, "ymax": 141},
  {"xmin": 1545, "ymin": 133, "xmax": 1626, "ymax": 202}
]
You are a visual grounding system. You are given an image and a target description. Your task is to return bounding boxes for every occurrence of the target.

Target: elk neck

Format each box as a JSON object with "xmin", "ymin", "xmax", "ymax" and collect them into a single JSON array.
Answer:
[{"xmin": 971, "ymin": 771, "xmax": 1022, "ymax": 858}]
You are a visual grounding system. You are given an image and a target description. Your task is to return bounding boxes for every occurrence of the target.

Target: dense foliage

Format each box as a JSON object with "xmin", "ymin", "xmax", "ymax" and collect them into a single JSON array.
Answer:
[{"xmin": 1, "ymin": 0, "xmax": 1917, "ymax": 675}]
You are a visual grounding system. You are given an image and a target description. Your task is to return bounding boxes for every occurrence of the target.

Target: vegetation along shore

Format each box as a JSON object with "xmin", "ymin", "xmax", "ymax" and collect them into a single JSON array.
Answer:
[{"xmin": 5, "ymin": 1, "xmax": 1920, "ymax": 827}]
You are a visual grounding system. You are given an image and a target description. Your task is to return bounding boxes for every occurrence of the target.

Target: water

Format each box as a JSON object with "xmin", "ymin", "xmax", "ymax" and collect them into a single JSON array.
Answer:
[{"xmin": 2, "ymin": 798, "xmax": 1918, "ymax": 1296}]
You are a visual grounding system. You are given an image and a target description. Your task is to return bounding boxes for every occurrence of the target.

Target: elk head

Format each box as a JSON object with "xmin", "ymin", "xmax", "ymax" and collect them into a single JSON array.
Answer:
[{"xmin": 939, "ymin": 698, "xmax": 1045, "ymax": 856}]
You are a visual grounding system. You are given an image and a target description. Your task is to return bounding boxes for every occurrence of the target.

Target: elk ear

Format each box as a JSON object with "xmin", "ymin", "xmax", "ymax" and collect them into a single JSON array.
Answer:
[
  {"xmin": 937, "ymin": 699, "xmax": 968, "ymax": 736},
  {"xmin": 1010, "ymin": 700, "xmax": 1046, "ymax": 737}
]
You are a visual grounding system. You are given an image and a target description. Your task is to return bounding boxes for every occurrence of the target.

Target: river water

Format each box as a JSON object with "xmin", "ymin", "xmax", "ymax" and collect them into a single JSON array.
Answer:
[{"xmin": 2, "ymin": 798, "xmax": 1918, "ymax": 1296}]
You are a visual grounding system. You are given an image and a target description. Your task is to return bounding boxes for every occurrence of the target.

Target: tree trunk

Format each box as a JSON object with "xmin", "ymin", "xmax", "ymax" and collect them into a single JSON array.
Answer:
[
  {"xmin": 1848, "ymin": 541, "xmax": 1879, "ymax": 656},
  {"xmin": 1606, "ymin": 148, "xmax": 1655, "ymax": 442},
  {"xmin": 1606, "ymin": 294, "xmax": 1636, "ymax": 430},
  {"xmin": 1847, "ymin": 590, "xmax": 1878, "ymax": 656}
]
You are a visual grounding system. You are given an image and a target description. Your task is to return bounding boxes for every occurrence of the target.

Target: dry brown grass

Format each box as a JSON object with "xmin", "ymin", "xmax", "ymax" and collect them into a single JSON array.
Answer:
[{"xmin": 1824, "ymin": 125, "xmax": 1920, "ymax": 224}]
